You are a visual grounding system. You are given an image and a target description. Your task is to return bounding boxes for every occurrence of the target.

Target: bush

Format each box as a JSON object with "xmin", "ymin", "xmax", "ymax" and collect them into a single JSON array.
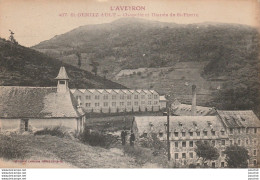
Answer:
[
  {"xmin": 146, "ymin": 72, "xmax": 153, "ymax": 77},
  {"xmin": 123, "ymin": 144, "xmax": 168, "ymax": 166},
  {"xmin": 189, "ymin": 164, "xmax": 197, "ymax": 168},
  {"xmin": 123, "ymin": 145, "xmax": 151, "ymax": 165},
  {"xmin": 224, "ymin": 145, "xmax": 249, "ymax": 168},
  {"xmin": 195, "ymin": 140, "xmax": 219, "ymax": 164},
  {"xmin": 34, "ymin": 126, "xmax": 66, "ymax": 138},
  {"xmin": 79, "ymin": 128, "xmax": 117, "ymax": 148},
  {"xmin": 138, "ymin": 133, "xmax": 167, "ymax": 162},
  {"xmin": 0, "ymin": 135, "xmax": 28, "ymax": 159},
  {"xmin": 168, "ymin": 67, "xmax": 175, "ymax": 72},
  {"xmin": 139, "ymin": 133, "xmax": 167, "ymax": 152}
]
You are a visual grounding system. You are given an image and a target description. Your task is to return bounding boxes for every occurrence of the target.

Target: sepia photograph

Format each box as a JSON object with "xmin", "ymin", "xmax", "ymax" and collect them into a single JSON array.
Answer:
[{"xmin": 0, "ymin": 0, "xmax": 259, "ymax": 175}]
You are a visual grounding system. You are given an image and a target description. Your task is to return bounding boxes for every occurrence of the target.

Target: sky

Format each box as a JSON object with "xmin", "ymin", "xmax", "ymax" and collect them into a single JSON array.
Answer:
[{"xmin": 0, "ymin": 0, "xmax": 259, "ymax": 47}]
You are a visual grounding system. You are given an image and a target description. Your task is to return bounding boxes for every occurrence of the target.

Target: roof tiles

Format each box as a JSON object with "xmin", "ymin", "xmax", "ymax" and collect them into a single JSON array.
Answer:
[
  {"xmin": 217, "ymin": 110, "xmax": 260, "ymax": 128},
  {"xmin": 134, "ymin": 116, "xmax": 224, "ymax": 134},
  {"xmin": 0, "ymin": 86, "xmax": 80, "ymax": 118}
]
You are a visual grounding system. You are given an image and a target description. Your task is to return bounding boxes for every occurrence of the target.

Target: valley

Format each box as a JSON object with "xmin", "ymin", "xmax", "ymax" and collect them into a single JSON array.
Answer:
[{"xmin": 32, "ymin": 18, "xmax": 260, "ymax": 114}]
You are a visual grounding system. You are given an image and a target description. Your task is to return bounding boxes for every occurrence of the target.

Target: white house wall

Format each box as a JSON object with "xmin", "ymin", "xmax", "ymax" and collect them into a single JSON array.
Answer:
[
  {"xmin": 29, "ymin": 118, "xmax": 78, "ymax": 132},
  {"xmin": 0, "ymin": 118, "xmax": 78, "ymax": 133},
  {"xmin": 160, "ymin": 101, "xmax": 167, "ymax": 109},
  {"xmin": 0, "ymin": 119, "xmax": 20, "ymax": 132}
]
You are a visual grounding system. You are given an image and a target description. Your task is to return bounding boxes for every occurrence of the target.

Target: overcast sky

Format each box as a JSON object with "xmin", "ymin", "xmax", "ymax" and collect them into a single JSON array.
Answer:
[{"xmin": 0, "ymin": 0, "xmax": 259, "ymax": 47}]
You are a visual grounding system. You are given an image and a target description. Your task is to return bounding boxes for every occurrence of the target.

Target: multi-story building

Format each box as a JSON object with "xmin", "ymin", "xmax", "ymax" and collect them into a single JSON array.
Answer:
[
  {"xmin": 132, "ymin": 111, "xmax": 260, "ymax": 168},
  {"xmin": 217, "ymin": 110, "xmax": 260, "ymax": 167},
  {"xmin": 71, "ymin": 88, "xmax": 163, "ymax": 113},
  {"xmin": 132, "ymin": 116, "xmax": 228, "ymax": 168}
]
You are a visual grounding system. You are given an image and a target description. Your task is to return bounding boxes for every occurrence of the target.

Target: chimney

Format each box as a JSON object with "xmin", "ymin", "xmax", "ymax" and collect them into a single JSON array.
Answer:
[{"xmin": 191, "ymin": 85, "xmax": 196, "ymax": 116}]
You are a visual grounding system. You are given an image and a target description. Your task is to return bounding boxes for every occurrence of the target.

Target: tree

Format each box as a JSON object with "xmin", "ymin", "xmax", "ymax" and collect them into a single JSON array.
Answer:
[
  {"xmin": 8, "ymin": 30, "xmax": 18, "ymax": 50},
  {"xmin": 102, "ymin": 69, "xmax": 109, "ymax": 79},
  {"xmin": 75, "ymin": 51, "xmax": 81, "ymax": 69},
  {"xmin": 89, "ymin": 60, "xmax": 99, "ymax": 76},
  {"xmin": 224, "ymin": 145, "xmax": 249, "ymax": 168},
  {"xmin": 195, "ymin": 141, "xmax": 219, "ymax": 166},
  {"xmin": 139, "ymin": 133, "xmax": 167, "ymax": 156},
  {"xmin": 8, "ymin": 30, "xmax": 18, "ymax": 44}
]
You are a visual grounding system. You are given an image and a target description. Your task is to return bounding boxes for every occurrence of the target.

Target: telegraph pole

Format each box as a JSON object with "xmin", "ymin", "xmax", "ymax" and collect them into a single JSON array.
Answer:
[{"xmin": 166, "ymin": 97, "xmax": 171, "ymax": 161}]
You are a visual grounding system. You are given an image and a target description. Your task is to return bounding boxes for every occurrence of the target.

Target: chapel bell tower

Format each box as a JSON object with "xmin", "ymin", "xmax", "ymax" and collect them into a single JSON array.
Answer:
[{"xmin": 55, "ymin": 66, "xmax": 69, "ymax": 93}]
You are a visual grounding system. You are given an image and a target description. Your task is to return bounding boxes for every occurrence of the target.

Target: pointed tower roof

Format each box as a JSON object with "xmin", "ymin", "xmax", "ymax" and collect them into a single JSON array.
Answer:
[{"xmin": 55, "ymin": 66, "xmax": 69, "ymax": 80}]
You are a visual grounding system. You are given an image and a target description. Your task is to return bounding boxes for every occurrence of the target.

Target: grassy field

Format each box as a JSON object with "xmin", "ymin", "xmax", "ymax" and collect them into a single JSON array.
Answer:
[
  {"xmin": 0, "ymin": 112, "xmax": 170, "ymax": 168},
  {"xmin": 0, "ymin": 134, "xmax": 139, "ymax": 168},
  {"xmin": 0, "ymin": 133, "xmax": 170, "ymax": 168},
  {"xmin": 114, "ymin": 62, "xmax": 219, "ymax": 105}
]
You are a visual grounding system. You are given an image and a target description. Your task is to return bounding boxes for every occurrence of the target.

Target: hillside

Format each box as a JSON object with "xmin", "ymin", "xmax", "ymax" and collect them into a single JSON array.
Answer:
[
  {"xmin": 32, "ymin": 18, "xmax": 260, "ymax": 115},
  {"xmin": 0, "ymin": 38, "xmax": 126, "ymax": 89},
  {"xmin": 114, "ymin": 62, "xmax": 216, "ymax": 105},
  {"xmin": 33, "ymin": 18, "xmax": 259, "ymax": 72},
  {"xmin": 0, "ymin": 134, "xmax": 138, "ymax": 168}
]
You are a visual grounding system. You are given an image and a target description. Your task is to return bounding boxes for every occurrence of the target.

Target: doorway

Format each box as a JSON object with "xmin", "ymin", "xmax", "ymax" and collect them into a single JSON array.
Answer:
[
  {"xmin": 24, "ymin": 119, "xmax": 28, "ymax": 131},
  {"xmin": 21, "ymin": 119, "xmax": 29, "ymax": 132}
]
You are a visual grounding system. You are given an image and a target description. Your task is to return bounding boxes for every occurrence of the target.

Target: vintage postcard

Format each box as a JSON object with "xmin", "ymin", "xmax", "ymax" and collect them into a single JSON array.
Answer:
[{"xmin": 0, "ymin": 0, "xmax": 260, "ymax": 171}]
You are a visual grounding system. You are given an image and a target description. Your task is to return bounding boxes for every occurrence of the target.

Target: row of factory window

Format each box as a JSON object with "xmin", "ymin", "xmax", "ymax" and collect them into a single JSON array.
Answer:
[
  {"xmin": 174, "ymin": 153, "xmax": 226, "ymax": 168},
  {"xmin": 229, "ymin": 127, "xmax": 258, "ymax": 134},
  {"xmin": 156, "ymin": 130, "xmax": 224, "ymax": 138},
  {"xmin": 174, "ymin": 151, "xmax": 226, "ymax": 167},
  {"xmin": 85, "ymin": 101, "xmax": 159, "ymax": 107},
  {"xmin": 229, "ymin": 139, "xmax": 258, "ymax": 146},
  {"xmin": 76, "ymin": 94, "xmax": 158, "ymax": 100},
  {"xmin": 173, "ymin": 140, "xmax": 225, "ymax": 148},
  {"xmin": 173, "ymin": 139, "xmax": 258, "ymax": 149},
  {"xmin": 220, "ymin": 149, "xmax": 257, "ymax": 157},
  {"xmin": 174, "ymin": 141, "xmax": 194, "ymax": 148},
  {"xmin": 155, "ymin": 128, "xmax": 258, "ymax": 138},
  {"xmin": 174, "ymin": 156, "xmax": 257, "ymax": 167},
  {"xmin": 174, "ymin": 152, "xmax": 196, "ymax": 159}
]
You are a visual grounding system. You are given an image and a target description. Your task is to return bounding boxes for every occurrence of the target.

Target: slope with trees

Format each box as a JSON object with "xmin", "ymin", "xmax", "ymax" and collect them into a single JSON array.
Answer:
[{"xmin": 0, "ymin": 38, "xmax": 126, "ymax": 89}]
